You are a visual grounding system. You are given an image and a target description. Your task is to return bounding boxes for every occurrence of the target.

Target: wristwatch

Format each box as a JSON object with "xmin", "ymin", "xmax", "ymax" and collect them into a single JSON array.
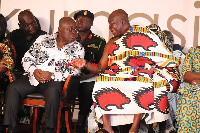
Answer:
[{"xmin": 51, "ymin": 73, "xmax": 55, "ymax": 80}]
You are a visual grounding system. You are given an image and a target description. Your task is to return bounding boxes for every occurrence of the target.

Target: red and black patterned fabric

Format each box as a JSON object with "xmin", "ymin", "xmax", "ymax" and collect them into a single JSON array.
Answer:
[{"xmin": 92, "ymin": 26, "xmax": 180, "ymax": 126}]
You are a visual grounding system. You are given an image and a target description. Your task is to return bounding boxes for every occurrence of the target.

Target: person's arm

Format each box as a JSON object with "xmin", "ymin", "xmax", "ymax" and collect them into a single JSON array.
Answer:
[
  {"xmin": 184, "ymin": 72, "xmax": 200, "ymax": 85},
  {"xmin": 80, "ymin": 39, "xmax": 107, "ymax": 80},
  {"xmin": 52, "ymin": 42, "xmax": 85, "ymax": 82},
  {"xmin": 72, "ymin": 38, "xmax": 118, "ymax": 74},
  {"xmin": 182, "ymin": 47, "xmax": 200, "ymax": 85},
  {"xmin": 88, "ymin": 38, "xmax": 118, "ymax": 74},
  {"xmin": 0, "ymin": 63, "xmax": 7, "ymax": 73}
]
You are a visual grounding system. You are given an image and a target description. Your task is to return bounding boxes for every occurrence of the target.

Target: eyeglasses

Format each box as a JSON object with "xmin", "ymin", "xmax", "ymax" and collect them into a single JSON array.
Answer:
[{"xmin": 19, "ymin": 20, "xmax": 37, "ymax": 29}]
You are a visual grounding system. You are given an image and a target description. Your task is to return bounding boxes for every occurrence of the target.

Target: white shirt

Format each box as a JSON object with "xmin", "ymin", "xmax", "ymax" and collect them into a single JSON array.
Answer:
[{"xmin": 22, "ymin": 33, "xmax": 85, "ymax": 86}]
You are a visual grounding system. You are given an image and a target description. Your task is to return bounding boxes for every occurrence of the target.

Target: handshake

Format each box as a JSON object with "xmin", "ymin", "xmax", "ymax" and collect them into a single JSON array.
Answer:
[{"xmin": 70, "ymin": 58, "xmax": 87, "ymax": 70}]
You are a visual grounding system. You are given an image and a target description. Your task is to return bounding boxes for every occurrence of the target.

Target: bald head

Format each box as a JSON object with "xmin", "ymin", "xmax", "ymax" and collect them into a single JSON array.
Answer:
[
  {"xmin": 18, "ymin": 10, "xmax": 39, "ymax": 38},
  {"xmin": 18, "ymin": 10, "xmax": 34, "ymax": 23},
  {"xmin": 109, "ymin": 9, "xmax": 129, "ymax": 23},
  {"xmin": 58, "ymin": 17, "xmax": 77, "ymax": 45},
  {"xmin": 59, "ymin": 17, "xmax": 75, "ymax": 28},
  {"xmin": 108, "ymin": 9, "xmax": 130, "ymax": 37}
]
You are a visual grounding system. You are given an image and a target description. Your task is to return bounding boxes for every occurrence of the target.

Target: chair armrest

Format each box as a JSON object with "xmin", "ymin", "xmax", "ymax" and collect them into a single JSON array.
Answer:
[
  {"xmin": 7, "ymin": 70, "xmax": 25, "ymax": 82},
  {"xmin": 62, "ymin": 76, "xmax": 72, "ymax": 97},
  {"xmin": 7, "ymin": 71, "xmax": 15, "ymax": 82},
  {"xmin": 62, "ymin": 75, "xmax": 80, "ymax": 102}
]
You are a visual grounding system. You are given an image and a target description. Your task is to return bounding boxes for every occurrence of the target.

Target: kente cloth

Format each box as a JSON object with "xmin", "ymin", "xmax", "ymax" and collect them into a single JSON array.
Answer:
[{"xmin": 92, "ymin": 26, "xmax": 180, "ymax": 126}]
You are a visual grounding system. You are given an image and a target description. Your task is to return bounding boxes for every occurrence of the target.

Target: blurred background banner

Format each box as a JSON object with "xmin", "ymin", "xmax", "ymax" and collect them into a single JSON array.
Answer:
[{"xmin": 1, "ymin": 0, "xmax": 200, "ymax": 52}]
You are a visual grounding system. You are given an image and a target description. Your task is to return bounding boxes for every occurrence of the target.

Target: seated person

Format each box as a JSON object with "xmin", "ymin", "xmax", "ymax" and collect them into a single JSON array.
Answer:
[
  {"xmin": 176, "ymin": 46, "xmax": 200, "ymax": 133},
  {"xmin": 72, "ymin": 9, "xmax": 180, "ymax": 133},
  {"xmin": 6, "ymin": 10, "xmax": 47, "ymax": 126},
  {"xmin": 142, "ymin": 25, "xmax": 184, "ymax": 132},
  {"xmin": 6, "ymin": 10, "xmax": 46, "ymax": 79},
  {"xmin": 73, "ymin": 10, "xmax": 106, "ymax": 133},
  {"xmin": 0, "ymin": 13, "xmax": 16, "ymax": 101},
  {"xmin": 3, "ymin": 17, "xmax": 84, "ymax": 133},
  {"xmin": 0, "ymin": 13, "xmax": 15, "ymax": 132},
  {"xmin": 162, "ymin": 30, "xmax": 185, "ymax": 132}
]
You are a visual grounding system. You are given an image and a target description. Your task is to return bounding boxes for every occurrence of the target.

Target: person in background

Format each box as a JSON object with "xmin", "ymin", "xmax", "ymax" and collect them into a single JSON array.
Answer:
[
  {"xmin": 176, "ymin": 47, "xmax": 200, "ymax": 132},
  {"xmin": 162, "ymin": 30, "xmax": 185, "ymax": 133},
  {"xmin": 6, "ymin": 10, "xmax": 46, "ymax": 78},
  {"xmin": 72, "ymin": 9, "xmax": 180, "ymax": 133},
  {"xmin": 3, "ymin": 17, "xmax": 84, "ymax": 133},
  {"xmin": 141, "ymin": 25, "xmax": 184, "ymax": 133},
  {"xmin": 6, "ymin": 10, "xmax": 47, "ymax": 128},
  {"xmin": 162, "ymin": 30, "xmax": 185, "ymax": 66},
  {"xmin": 73, "ymin": 10, "xmax": 106, "ymax": 133},
  {"xmin": 0, "ymin": 13, "xmax": 16, "ymax": 133}
]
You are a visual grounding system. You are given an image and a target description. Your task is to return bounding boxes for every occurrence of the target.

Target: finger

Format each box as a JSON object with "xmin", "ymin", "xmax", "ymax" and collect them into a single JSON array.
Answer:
[{"xmin": 39, "ymin": 78, "xmax": 46, "ymax": 83}]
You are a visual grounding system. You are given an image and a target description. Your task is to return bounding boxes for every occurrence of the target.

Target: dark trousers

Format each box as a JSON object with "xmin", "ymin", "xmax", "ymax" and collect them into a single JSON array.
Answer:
[
  {"xmin": 77, "ymin": 81, "xmax": 94, "ymax": 123},
  {"xmin": 3, "ymin": 75, "xmax": 64, "ymax": 129}
]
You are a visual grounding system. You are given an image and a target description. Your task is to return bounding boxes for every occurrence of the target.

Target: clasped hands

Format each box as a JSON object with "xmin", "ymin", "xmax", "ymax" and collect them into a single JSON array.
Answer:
[
  {"xmin": 33, "ymin": 59, "xmax": 86, "ymax": 83},
  {"xmin": 70, "ymin": 58, "xmax": 86, "ymax": 70},
  {"xmin": 33, "ymin": 69, "xmax": 52, "ymax": 83}
]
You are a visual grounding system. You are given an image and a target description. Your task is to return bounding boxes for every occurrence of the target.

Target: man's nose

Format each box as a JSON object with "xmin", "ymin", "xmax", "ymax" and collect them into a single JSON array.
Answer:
[
  {"xmin": 29, "ymin": 25, "xmax": 34, "ymax": 30},
  {"xmin": 77, "ymin": 20, "xmax": 83, "ymax": 24},
  {"xmin": 71, "ymin": 29, "xmax": 77, "ymax": 35}
]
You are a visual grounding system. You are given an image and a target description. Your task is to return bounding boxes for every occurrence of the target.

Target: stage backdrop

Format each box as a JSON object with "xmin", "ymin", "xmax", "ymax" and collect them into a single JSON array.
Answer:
[{"xmin": 1, "ymin": 0, "xmax": 200, "ymax": 53}]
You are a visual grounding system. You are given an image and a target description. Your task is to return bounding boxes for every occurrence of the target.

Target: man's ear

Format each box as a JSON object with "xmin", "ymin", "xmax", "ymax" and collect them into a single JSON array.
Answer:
[
  {"xmin": 121, "ymin": 19, "xmax": 125, "ymax": 26},
  {"xmin": 58, "ymin": 27, "xmax": 61, "ymax": 33},
  {"xmin": 91, "ymin": 20, "xmax": 93, "ymax": 26}
]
